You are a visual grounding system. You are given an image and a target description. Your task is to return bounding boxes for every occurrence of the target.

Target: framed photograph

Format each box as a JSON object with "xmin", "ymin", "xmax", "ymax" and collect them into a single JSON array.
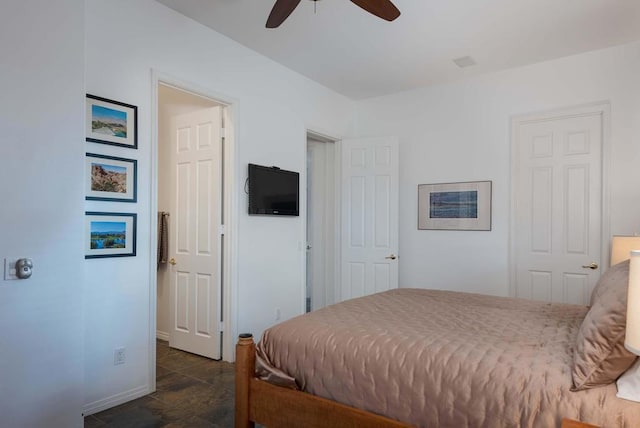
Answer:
[
  {"xmin": 418, "ymin": 181, "xmax": 492, "ymax": 231},
  {"xmin": 86, "ymin": 94, "xmax": 138, "ymax": 149},
  {"xmin": 85, "ymin": 153, "xmax": 137, "ymax": 202},
  {"xmin": 85, "ymin": 212, "xmax": 137, "ymax": 259}
]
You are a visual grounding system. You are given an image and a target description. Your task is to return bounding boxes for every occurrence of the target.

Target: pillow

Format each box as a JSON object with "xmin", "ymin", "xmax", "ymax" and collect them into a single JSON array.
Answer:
[
  {"xmin": 572, "ymin": 260, "xmax": 638, "ymax": 391},
  {"xmin": 590, "ymin": 259, "xmax": 630, "ymax": 306}
]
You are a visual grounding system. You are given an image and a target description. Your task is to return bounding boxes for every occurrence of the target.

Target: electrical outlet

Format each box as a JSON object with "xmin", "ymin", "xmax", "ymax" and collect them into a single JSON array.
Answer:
[
  {"xmin": 275, "ymin": 307, "xmax": 281, "ymax": 321},
  {"xmin": 114, "ymin": 347, "xmax": 126, "ymax": 365}
]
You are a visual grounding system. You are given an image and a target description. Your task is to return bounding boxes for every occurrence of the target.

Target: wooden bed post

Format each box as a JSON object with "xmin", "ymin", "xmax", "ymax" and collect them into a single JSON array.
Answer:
[{"xmin": 235, "ymin": 333, "xmax": 256, "ymax": 428}]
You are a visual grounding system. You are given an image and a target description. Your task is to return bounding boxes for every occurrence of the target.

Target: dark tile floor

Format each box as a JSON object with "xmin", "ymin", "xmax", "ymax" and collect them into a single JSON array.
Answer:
[{"xmin": 84, "ymin": 340, "xmax": 234, "ymax": 428}]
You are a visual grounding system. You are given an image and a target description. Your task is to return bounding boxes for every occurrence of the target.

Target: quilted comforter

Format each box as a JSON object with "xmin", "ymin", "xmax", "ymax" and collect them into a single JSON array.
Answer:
[{"xmin": 256, "ymin": 288, "xmax": 640, "ymax": 427}]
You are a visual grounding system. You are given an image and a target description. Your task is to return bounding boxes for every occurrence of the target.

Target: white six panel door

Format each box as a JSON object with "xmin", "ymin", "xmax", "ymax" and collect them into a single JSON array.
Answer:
[
  {"xmin": 515, "ymin": 112, "xmax": 603, "ymax": 305},
  {"xmin": 169, "ymin": 107, "xmax": 222, "ymax": 359},
  {"xmin": 341, "ymin": 137, "xmax": 399, "ymax": 301}
]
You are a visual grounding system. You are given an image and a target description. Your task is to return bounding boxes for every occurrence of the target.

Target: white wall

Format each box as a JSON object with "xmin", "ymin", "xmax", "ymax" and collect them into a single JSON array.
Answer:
[
  {"xmin": 0, "ymin": 0, "xmax": 85, "ymax": 426},
  {"xmin": 84, "ymin": 0, "xmax": 354, "ymax": 411},
  {"xmin": 355, "ymin": 41, "xmax": 640, "ymax": 297}
]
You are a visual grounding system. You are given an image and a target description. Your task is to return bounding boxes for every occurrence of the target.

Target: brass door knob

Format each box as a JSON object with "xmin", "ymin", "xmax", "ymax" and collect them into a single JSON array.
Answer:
[
  {"xmin": 581, "ymin": 262, "xmax": 598, "ymax": 270},
  {"xmin": 169, "ymin": 258, "xmax": 176, "ymax": 266}
]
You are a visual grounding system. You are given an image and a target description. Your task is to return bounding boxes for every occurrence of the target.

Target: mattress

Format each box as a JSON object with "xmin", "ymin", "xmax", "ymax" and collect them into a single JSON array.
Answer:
[{"xmin": 256, "ymin": 288, "xmax": 640, "ymax": 427}]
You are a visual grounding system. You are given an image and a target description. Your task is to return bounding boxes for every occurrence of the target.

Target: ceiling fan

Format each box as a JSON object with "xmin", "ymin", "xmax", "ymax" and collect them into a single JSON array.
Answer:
[{"xmin": 266, "ymin": 0, "xmax": 401, "ymax": 28}]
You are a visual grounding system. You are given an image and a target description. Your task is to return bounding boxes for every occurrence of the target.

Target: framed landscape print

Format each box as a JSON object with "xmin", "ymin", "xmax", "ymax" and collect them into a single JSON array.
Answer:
[
  {"xmin": 418, "ymin": 181, "xmax": 492, "ymax": 231},
  {"xmin": 86, "ymin": 94, "xmax": 138, "ymax": 149},
  {"xmin": 85, "ymin": 212, "xmax": 137, "ymax": 259},
  {"xmin": 86, "ymin": 153, "xmax": 137, "ymax": 202}
]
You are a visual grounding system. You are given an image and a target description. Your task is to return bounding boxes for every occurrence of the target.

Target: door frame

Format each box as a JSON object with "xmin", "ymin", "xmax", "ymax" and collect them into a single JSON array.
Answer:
[
  {"xmin": 508, "ymin": 101, "xmax": 611, "ymax": 298},
  {"xmin": 150, "ymin": 70, "xmax": 239, "ymax": 390},
  {"xmin": 304, "ymin": 129, "xmax": 341, "ymax": 313}
]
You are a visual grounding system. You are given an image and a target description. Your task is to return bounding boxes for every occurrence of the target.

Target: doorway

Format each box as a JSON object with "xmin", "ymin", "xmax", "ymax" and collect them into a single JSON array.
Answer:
[
  {"xmin": 152, "ymin": 83, "xmax": 233, "ymax": 360},
  {"xmin": 305, "ymin": 134, "xmax": 401, "ymax": 310},
  {"xmin": 306, "ymin": 132, "xmax": 338, "ymax": 312}
]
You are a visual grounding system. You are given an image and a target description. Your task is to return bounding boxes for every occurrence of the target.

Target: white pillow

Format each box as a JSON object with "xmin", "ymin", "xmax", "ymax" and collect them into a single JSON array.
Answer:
[{"xmin": 616, "ymin": 357, "xmax": 640, "ymax": 402}]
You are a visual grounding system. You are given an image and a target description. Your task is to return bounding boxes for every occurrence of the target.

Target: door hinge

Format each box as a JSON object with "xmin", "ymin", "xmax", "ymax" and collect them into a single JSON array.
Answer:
[
  {"xmin": 218, "ymin": 225, "xmax": 225, "ymax": 235},
  {"xmin": 218, "ymin": 321, "xmax": 224, "ymax": 333}
]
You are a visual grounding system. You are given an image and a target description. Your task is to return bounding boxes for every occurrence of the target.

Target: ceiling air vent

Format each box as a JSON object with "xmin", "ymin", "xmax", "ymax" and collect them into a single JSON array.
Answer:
[{"xmin": 453, "ymin": 56, "xmax": 477, "ymax": 68}]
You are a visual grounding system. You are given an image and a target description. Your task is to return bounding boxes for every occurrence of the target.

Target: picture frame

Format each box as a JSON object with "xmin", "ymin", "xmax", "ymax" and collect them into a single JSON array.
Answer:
[
  {"xmin": 85, "ymin": 212, "xmax": 137, "ymax": 259},
  {"xmin": 86, "ymin": 94, "xmax": 138, "ymax": 149},
  {"xmin": 418, "ymin": 181, "xmax": 492, "ymax": 231},
  {"xmin": 85, "ymin": 153, "xmax": 137, "ymax": 202}
]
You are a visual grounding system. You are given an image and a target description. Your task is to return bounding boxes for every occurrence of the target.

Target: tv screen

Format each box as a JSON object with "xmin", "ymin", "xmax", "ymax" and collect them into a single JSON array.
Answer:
[{"xmin": 248, "ymin": 164, "xmax": 299, "ymax": 216}]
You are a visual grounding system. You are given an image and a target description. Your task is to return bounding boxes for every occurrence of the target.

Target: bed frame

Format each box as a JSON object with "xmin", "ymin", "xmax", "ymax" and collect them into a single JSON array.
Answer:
[
  {"xmin": 234, "ymin": 334, "xmax": 597, "ymax": 428},
  {"xmin": 234, "ymin": 334, "xmax": 412, "ymax": 428}
]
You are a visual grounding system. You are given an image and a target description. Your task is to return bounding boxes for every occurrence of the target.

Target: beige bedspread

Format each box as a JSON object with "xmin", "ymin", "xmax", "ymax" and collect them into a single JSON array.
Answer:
[{"xmin": 256, "ymin": 289, "xmax": 640, "ymax": 427}]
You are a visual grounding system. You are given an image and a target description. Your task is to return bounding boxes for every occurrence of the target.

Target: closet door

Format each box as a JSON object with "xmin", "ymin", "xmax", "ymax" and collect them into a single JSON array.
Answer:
[
  {"xmin": 513, "ymin": 108, "xmax": 604, "ymax": 305},
  {"xmin": 340, "ymin": 137, "xmax": 399, "ymax": 301}
]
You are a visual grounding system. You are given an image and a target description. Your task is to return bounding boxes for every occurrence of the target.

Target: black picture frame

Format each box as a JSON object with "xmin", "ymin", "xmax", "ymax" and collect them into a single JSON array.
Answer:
[
  {"xmin": 86, "ymin": 94, "xmax": 138, "ymax": 149},
  {"xmin": 85, "ymin": 212, "xmax": 137, "ymax": 259},
  {"xmin": 85, "ymin": 153, "xmax": 137, "ymax": 202}
]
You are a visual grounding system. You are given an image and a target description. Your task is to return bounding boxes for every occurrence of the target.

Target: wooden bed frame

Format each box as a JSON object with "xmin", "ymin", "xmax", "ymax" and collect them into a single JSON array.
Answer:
[
  {"xmin": 234, "ymin": 334, "xmax": 598, "ymax": 428},
  {"xmin": 234, "ymin": 334, "xmax": 412, "ymax": 428}
]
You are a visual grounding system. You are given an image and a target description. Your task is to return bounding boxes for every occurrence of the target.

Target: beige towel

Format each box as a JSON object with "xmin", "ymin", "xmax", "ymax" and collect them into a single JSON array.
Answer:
[{"xmin": 157, "ymin": 212, "xmax": 168, "ymax": 268}]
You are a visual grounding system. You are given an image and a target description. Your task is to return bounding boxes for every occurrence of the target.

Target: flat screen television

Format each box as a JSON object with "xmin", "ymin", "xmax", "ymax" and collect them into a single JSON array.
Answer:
[{"xmin": 248, "ymin": 163, "xmax": 299, "ymax": 216}]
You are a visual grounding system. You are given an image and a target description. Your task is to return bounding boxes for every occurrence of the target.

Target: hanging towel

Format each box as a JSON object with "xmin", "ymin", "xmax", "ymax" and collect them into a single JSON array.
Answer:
[{"xmin": 157, "ymin": 212, "xmax": 169, "ymax": 268}]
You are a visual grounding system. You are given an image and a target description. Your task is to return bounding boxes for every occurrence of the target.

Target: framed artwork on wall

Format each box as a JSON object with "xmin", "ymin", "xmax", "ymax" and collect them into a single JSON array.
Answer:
[
  {"xmin": 85, "ymin": 153, "xmax": 137, "ymax": 202},
  {"xmin": 86, "ymin": 94, "xmax": 138, "ymax": 149},
  {"xmin": 85, "ymin": 212, "xmax": 137, "ymax": 259},
  {"xmin": 418, "ymin": 181, "xmax": 492, "ymax": 231}
]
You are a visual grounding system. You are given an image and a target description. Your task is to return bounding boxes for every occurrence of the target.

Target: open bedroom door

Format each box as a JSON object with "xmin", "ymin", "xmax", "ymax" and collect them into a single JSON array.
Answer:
[
  {"xmin": 168, "ymin": 106, "xmax": 222, "ymax": 360},
  {"xmin": 340, "ymin": 137, "xmax": 399, "ymax": 301}
]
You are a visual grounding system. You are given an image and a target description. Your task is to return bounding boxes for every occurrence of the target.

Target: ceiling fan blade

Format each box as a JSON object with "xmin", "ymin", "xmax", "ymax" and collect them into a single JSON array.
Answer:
[
  {"xmin": 350, "ymin": 0, "xmax": 401, "ymax": 22},
  {"xmin": 266, "ymin": 0, "xmax": 302, "ymax": 28}
]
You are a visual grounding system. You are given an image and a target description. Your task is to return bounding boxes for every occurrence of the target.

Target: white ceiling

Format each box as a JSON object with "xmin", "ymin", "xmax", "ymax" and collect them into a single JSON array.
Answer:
[{"xmin": 156, "ymin": 0, "xmax": 640, "ymax": 100}]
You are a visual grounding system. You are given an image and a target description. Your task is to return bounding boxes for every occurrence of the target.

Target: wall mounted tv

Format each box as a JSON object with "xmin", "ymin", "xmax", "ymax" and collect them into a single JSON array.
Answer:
[{"xmin": 248, "ymin": 163, "xmax": 299, "ymax": 216}]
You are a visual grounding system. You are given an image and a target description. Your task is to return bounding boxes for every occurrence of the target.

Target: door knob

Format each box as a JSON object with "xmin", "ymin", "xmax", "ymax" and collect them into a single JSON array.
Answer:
[
  {"xmin": 15, "ymin": 258, "xmax": 33, "ymax": 279},
  {"xmin": 581, "ymin": 262, "xmax": 598, "ymax": 270},
  {"xmin": 385, "ymin": 254, "xmax": 397, "ymax": 260},
  {"xmin": 169, "ymin": 258, "xmax": 176, "ymax": 266}
]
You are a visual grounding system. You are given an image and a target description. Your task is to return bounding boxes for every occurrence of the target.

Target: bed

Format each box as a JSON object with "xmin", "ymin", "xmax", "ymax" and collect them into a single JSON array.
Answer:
[{"xmin": 235, "ymin": 263, "xmax": 640, "ymax": 427}]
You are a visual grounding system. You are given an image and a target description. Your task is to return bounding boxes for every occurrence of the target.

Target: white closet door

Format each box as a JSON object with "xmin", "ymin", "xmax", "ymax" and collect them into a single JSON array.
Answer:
[
  {"xmin": 514, "ymin": 111, "xmax": 603, "ymax": 305},
  {"xmin": 340, "ymin": 137, "xmax": 399, "ymax": 301}
]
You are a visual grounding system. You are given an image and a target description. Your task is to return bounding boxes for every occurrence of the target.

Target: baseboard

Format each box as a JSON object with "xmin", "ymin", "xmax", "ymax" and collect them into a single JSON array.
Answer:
[
  {"xmin": 83, "ymin": 384, "xmax": 150, "ymax": 416},
  {"xmin": 156, "ymin": 330, "xmax": 169, "ymax": 341}
]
